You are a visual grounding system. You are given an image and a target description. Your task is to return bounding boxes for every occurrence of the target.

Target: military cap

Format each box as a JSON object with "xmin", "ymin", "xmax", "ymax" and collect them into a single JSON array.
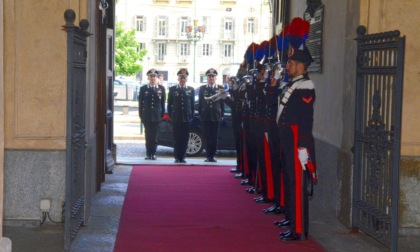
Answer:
[
  {"xmin": 288, "ymin": 45, "xmax": 314, "ymax": 67},
  {"xmin": 147, "ymin": 68, "xmax": 159, "ymax": 76},
  {"xmin": 177, "ymin": 68, "xmax": 189, "ymax": 77},
  {"xmin": 205, "ymin": 68, "xmax": 218, "ymax": 76}
]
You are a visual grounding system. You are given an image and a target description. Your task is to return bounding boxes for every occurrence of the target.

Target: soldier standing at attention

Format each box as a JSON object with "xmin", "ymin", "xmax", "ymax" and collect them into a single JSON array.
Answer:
[
  {"xmin": 167, "ymin": 69, "xmax": 195, "ymax": 163},
  {"xmin": 198, "ymin": 68, "xmax": 225, "ymax": 162},
  {"xmin": 276, "ymin": 45, "xmax": 317, "ymax": 241},
  {"xmin": 138, "ymin": 69, "xmax": 166, "ymax": 160}
]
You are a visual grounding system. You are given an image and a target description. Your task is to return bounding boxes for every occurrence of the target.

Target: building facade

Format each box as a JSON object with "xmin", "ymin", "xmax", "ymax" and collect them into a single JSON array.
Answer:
[
  {"xmin": 0, "ymin": 0, "xmax": 419, "ymax": 249},
  {"xmin": 115, "ymin": 0, "xmax": 272, "ymax": 83}
]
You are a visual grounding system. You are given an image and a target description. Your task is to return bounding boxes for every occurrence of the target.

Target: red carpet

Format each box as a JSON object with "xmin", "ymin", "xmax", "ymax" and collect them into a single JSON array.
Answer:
[{"xmin": 114, "ymin": 165, "xmax": 326, "ymax": 252}]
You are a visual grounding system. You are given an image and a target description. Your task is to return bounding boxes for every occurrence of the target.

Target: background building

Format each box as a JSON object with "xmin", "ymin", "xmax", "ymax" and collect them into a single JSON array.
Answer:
[{"xmin": 115, "ymin": 0, "xmax": 272, "ymax": 84}]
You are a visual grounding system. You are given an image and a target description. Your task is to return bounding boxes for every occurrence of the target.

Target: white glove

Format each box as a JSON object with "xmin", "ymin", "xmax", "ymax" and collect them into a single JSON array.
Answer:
[
  {"xmin": 263, "ymin": 70, "xmax": 269, "ymax": 79},
  {"xmin": 298, "ymin": 148, "xmax": 309, "ymax": 170},
  {"xmin": 274, "ymin": 68, "xmax": 282, "ymax": 80}
]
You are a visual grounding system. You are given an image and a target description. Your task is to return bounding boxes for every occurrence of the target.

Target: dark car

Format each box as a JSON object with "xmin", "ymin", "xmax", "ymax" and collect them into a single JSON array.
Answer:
[{"xmin": 157, "ymin": 102, "xmax": 236, "ymax": 156}]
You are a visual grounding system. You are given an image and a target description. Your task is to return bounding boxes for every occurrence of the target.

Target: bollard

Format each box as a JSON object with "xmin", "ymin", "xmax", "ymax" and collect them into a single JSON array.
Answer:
[
  {"xmin": 125, "ymin": 84, "xmax": 129, "ymax": 101},
  {"xmin": 122, "ymin": 105, "xmax": 129, "ymax": 115}
]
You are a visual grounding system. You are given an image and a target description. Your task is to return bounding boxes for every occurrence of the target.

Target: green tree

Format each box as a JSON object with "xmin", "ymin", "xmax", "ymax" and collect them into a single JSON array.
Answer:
[{"xmin": 115, "ymin": 22, "xmax": 147, "ymax": 76}]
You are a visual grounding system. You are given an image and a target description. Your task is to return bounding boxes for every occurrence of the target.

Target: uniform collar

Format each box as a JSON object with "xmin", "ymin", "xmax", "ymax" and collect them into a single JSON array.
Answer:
[{"xmin": 291, "ymin": 75, "xmax": 304, "ymax": 82}]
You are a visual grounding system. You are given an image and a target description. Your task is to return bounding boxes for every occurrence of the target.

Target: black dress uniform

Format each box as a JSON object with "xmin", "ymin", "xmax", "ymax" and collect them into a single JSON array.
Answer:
[
  {"xmin": 264, "ymin": 77, "xmax": 284, "ymax": 215},
  {"xmin": 276, "ymin": 45, "xmax": 317, "ymax": 241},
  {"xmin": 277, "ymin": 75, "xmax": 316, "ymax": 240},
  {"xmin": 224, "ymin": 76, "xmax": 244, "ymax": 175},
  {"xmin": 198, "ymin": 68, "xmax": 225, "ymax": 162},
  {"xmin": 241, "ymin": 75, "xmax": 258, "ymax": 188},
  {"xmin": 254, "ymin": 75, "xmax": 270, "ymax": 202},
  {"xmin": 167, "ymin": 69, "xmax": 195, "ymax": 163},
  {"xmin": 139, "ymin": 69, "xmax": 166, "ymax": 160}
]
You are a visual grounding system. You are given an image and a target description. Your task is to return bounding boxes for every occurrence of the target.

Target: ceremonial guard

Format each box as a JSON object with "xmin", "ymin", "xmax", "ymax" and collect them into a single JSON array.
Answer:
[
  {"xmin": 222, "ymin": 74, "xmax": 243, "ymax": 175},
  {"xmin": 275, "ymin": 45, "xmax": 317, "ymax": 241},
  {"xmin": 138, "ymin": 69, "xmax": 166, "ymax": 160},
  {"xmin": 198, "ymin": 68, "xmax": 225, "ymax": 162},
  {"xmin": 230, "ymin": 65, "xmax": 249, "ymax": 178},
  {"xmin": 253, "ymin": 63, "xmax": 272, "ymax": 203},
  {"xmin": 167, "ymin": 69, "xmax": 195, "ymax": 163},
  {"xmin": 263, "ymin": 62, "xmax": 285, "ymax": 215},
  {"xmin": 238, "ymin": 72, "xmax": 258, "ymax": 189}
]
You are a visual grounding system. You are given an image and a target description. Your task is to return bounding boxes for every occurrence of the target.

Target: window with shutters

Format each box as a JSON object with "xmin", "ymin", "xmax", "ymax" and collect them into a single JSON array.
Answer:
[
  {"xmin": 180, "ymin": 43, "xmax": 190, "ymax": 56},
  {"xmin": 202, "ymin": 43, "xmax": 212, "ymax": 56},
  {"xmin": 157, "ymin": 16, "xmax": 167, "ymax": 37},
  {"xmin": 137, "ymin": 42, "xmax": 145, "ymax": 53},
  {"xmin": 246, "ymin": 18, "xmax": 255, "ymax": 34},
  {"xmin": 180, "ymin": 17, "xmax": 189, "ymax": 36},
  {"xmin": 135, "ymin": 15, "xmax": 145, "ymax": 32},
  {"xmin": 224, "ymin": 18, "xmax": 234, "ymax": 39},
  {"xmin": 157, "ymin": 43, "xmax": 166, "ymax": 61},
  {"xmin": 223, "ymin": 44, "xmax": 233, "ymax": 57}
]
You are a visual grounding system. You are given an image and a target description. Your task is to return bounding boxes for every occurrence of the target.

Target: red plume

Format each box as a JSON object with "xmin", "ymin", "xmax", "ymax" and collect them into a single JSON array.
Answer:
[{"xmin": 288, "ymin": 17, "xmax": 309, "ymax": 38}]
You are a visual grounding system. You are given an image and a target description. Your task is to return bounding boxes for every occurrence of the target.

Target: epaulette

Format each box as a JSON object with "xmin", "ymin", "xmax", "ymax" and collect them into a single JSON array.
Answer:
[{"xmin": 296, "ymin": 79, "xmax": 315, "ymax": 90}]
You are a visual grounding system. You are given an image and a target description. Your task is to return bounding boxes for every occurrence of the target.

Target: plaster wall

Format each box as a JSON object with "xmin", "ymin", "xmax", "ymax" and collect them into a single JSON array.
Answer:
[
  {"xmin": 359, "ymin": 0, "xmax": 420, "ymax": 232},
  {"xmin": 1, "ymin": 0, "xmax": 5, "ymax": 237},
  {"xmin": 289, "ymin": 0, "xmax": 354, "ymax": 226},
  {"xmin": 3, "ymin": 0, "xmax": 86, "ymax": 150},
  {"xmin": 3, "ymin": 0, "xmax": 67, "ymax": 150},
  {"xmin": 2, "ymin": 0, "xmax": 94, "ymax": 224},
  {"xmin": 360, "ymin": 0, "xmax": 420, "ymax": 156},
  {"xmin": 290, "ymin": 0, "xmax": 347, "ymax": 149}
]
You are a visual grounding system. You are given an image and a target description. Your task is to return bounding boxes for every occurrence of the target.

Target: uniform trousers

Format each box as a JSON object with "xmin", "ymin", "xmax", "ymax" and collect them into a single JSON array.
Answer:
[
  {"xmin": 244, "ymin": 117, "xmax": 257, "ymax": 184},
  {"xmin": 278, "ymin": 124, "xmax": 309, "ymax": 236},
  {"xmin": 266, "ymin": 119, "xmax": 283, "ymax": 206},
  {"xmin": 202, "ymin": 121, "xmax": 220, "ymax": 159},
  {"xmin": 232, "ymin": 114, "xmax": 243, "ymax": 171},
  {"xmin": 143, "ymin": 121, "xmax": 160, "ymax": 156},
  {"xmin": 255, "ymin": 119, "xmax": 267, "ymax": 197},
  {"xmin": 173, "ymin": 122, "xmax": 190, "ymax": 160}
]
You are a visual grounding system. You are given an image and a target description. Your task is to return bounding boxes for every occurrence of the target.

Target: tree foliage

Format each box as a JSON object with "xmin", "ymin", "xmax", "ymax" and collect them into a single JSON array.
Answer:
[{"xmin": 115, "ymin": 22, "xmax": 147, "ymax": 76}]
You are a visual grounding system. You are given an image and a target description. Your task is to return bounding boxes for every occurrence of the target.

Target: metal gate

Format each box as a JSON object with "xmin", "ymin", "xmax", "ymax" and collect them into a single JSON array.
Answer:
[
  {"xmin": 63, "ymin": 10, "xmax": 91, "ymax": 250},
  {"xmin": 352, "ymin": 26, "xmax": 405, "ymax": 251}
]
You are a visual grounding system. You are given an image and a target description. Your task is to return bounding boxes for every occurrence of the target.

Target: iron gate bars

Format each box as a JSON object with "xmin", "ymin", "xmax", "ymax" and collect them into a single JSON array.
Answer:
[{"xmin": 353, "ymin": 25, "xmax": 405, "ymax": 252}]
